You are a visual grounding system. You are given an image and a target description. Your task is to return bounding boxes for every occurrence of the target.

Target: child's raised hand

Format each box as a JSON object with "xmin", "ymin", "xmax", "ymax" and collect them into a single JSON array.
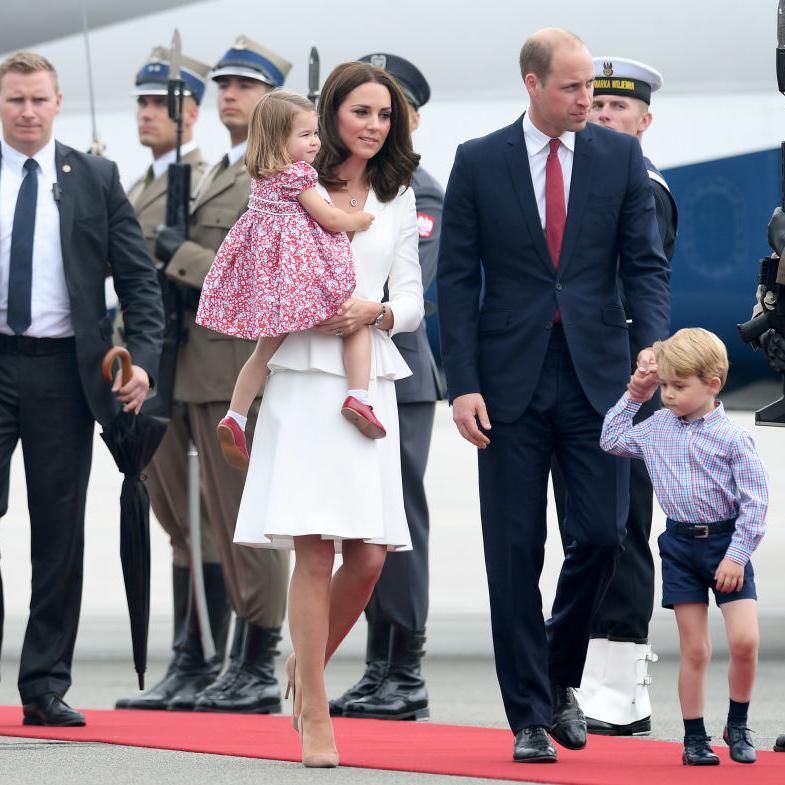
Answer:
[
  {"xmin": 351, "ymin": 212, "xmax": 375, "ymax": 232},
  {"xmin": 714, "ymin": 557, "xmax": 745, "ymax": 593},
  {"xmin": 627, "ymin": 347, "xmax": 659, "ymax": 402}
]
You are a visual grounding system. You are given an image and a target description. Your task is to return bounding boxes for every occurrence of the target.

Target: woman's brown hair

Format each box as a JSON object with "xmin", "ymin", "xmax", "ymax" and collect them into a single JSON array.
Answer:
[
  {"xmin": 244, "ymin": 90, "xmax": 316, "ymax": 178},
  {"xmin": 315, "ymin": 62, "xmax": 420, "ymax": 203}
]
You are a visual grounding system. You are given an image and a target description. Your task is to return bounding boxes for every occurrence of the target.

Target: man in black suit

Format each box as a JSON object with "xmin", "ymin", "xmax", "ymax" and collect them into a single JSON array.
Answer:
[
  {"xmin": 0, "ymin": 52, "xmax": 164, "ymax": 726},
  {"xmin": 437, "ymin": 28, "xmax": 670, "ymax": 762}
]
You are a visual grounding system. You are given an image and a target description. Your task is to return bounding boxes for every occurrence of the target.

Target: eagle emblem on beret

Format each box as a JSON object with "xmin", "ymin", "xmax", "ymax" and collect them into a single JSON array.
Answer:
[{"xmin": 603, "ymin": 61, "xmax": 613, "ymax": 77}]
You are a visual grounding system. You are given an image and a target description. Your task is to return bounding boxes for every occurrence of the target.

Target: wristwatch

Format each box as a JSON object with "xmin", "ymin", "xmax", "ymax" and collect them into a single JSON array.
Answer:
[{"xmin": 373, "ymin": 304, "xmax": 387, "ymax": 329}]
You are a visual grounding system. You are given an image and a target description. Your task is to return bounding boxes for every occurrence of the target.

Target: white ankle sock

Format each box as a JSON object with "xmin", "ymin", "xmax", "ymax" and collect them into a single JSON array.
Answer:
[
  {"xmin": 347, "ymin": 389, "xmax": 369, "ymax": 404},
  {"xmin": 226, "ymin": 410, "xmax": 247, "ymax": 430}
]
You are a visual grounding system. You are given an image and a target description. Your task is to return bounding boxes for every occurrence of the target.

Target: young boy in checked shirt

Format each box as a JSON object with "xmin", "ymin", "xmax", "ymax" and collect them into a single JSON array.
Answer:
[{"xmin": 600, "ymin": 328, "xmax": 767, "ymax": 767}]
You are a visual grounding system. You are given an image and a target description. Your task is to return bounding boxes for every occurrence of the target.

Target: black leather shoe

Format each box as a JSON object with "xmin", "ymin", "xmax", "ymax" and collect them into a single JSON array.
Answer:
[
  {"xmin": 586, "ymin": 715, "xmax": 651, "ymax": 736},
  {"xmin": 723, "ymin": 722, "xmax": 756, "ymax": 763},
  {"xmin": 122, "ymin": 665, "xmax": 215, "ymax": 710},
  {"xmin": 775, "ymin": 733, "xmax": 785, "ymax": 752},
  {"xmin": 166, "ymin": 669, "xmax": 218, "ymax": 711},
  {"xmin": 193, "ymin": 665, "xmax": 281, "ymax": 713},
  {"xmin": 550, "ymin": 685, "xmax": 586, "ymax": 750},
  {"xmin": 682, "ymin": 734, "xmax": 720, "ymax": 765},
  {"xmin": 513, "ymin": 727, "xmax": 557, "ymax": 763},
  {"xmin": 23, "ymin": 695, "xmax": 85, "ymax": 727},
  {"xmin": 341, "ymin": 675, "xmax": 429, "ymax": 721},
  {"xmin": 329, "ymin": 660, "xmax": 386, "ymax": 717}
]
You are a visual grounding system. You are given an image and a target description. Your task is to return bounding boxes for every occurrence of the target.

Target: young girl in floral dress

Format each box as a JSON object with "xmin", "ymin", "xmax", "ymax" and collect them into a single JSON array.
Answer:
[{"xmin": 196, "ymin": 90, "xmax": 385, "ymax": 469}]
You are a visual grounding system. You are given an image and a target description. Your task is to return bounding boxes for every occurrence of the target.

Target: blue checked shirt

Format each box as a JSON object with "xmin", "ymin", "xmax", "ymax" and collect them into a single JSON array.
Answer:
[{"xmin": 600, "ymin": 394, "xmax": 768, "ymax": 565}]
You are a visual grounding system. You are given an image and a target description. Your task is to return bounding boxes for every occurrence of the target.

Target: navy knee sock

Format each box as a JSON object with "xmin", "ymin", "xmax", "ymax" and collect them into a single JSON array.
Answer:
[
  {"xmin": 684, "ymin": 717, "xmax": 706, "ymax": 737},
  {"xmin": 728, "ymin": 699, "xmax": 749, "ymax": 725}
]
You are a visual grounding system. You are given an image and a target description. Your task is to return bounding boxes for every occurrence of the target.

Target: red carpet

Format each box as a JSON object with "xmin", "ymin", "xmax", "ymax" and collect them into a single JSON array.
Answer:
[{"xmin": 0, "ymin": 705, "xmax": 781, "ymax": 783}]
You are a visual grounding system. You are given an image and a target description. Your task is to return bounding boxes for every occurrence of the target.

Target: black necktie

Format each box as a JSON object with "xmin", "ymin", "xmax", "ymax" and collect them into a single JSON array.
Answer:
[{"xmin": 7, "ymin": 158, "xmax": 39, "ymax": 335}]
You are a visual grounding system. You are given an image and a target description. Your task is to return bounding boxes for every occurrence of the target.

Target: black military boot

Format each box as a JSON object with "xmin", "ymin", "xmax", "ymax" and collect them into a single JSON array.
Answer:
[
  {"xmin": 166, "ymin": 563, "xmax": 231, "ymax": 711},
  {"xmin": 193, "ymin": 623, "xmax": 282, "ymax": 713},
  {"xmin": 342, "ymin": 626, "xmax": 429, "ymax": 721},
  {"xmin": 190, "ymin": 618, "xmax": 247, "ymax": 709},
  {"xmin": 118, "ymin": 564, "xmax": 196, "ymax": 710},
  {"xmin": 329, "ymin": 621, "xmax": 390, "ymax": 716}
]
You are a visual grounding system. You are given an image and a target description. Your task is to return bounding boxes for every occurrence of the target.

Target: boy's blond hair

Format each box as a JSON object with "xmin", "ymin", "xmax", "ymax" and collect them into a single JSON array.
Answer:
[
  {"xmin": 653, "ymin": 328, "xmax": 729, "ymax": 389},
  {"xmin": 244, "ymin": 90, "xmax": 316, "ymax": 179}
]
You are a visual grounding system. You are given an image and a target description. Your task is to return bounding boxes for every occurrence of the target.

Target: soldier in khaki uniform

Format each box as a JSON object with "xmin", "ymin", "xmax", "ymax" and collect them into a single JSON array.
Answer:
[
  {"xmin": 117, "ymin": 48, "xmax": 226, "ymax": 710},
  {"xmin": 136, "ymin": 37, "xmax": 292, "ymax": 714}
]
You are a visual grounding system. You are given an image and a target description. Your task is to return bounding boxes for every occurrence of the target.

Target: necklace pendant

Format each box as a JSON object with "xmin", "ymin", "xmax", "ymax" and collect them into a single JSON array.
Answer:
[{"xmin": 350, "ymin": 197, "xmax": 358, "ymax": 207}]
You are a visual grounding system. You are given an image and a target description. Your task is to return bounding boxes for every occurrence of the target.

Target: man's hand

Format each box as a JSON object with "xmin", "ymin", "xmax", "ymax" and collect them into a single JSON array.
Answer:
[
  {"xmin": 761, "ymin": 329, "xmax": 785, "ymax": 373},
  {"xmin": 113, "ymin": 364, "xmax": 151, "ymax": 414},
  {"xmin": 714, "ymin": 557, "xmax": 745, "ymax": 593},
  {"xmin": 155, "ymin": 224, "xmax": 186, "ymax": 265},
  {"xmin": 768, "ymin": 206, "xmax": 785, "ymax": 257},
  {"xmin": 452, "ymin": 393, "xmax": 491, "ymax": 448},
  {"xmin": 627, "ymin": 347, "xmax": 659, "ymax": 402}
]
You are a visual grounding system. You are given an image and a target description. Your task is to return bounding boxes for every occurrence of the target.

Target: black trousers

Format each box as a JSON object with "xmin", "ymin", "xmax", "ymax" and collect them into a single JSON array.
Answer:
[
  {"xmin": 478, "ymin": 326, "xmax": 628, "ymax": 731},
  {"xmin": 365, "ymin": 401, "xmax": 434, "ymax": 632},
  {"xmin": 0, "ymin": 338, "xmax": 94, "ymax": 702},
  {"xmin": 552, "ymin": 395, "xmax": 657, "ymax": 643}
]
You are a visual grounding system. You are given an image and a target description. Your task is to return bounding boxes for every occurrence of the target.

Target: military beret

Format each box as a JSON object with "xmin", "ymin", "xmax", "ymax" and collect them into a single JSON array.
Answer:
[
  {"xmin": 592, "ymin": 57, "xmax": 663, "ymax": 105},
  {"xmin": 211, "ymin": 35, "xmax": 291, "ymax": 87},
  {"xmin": 358, "ymin": 53, "xmax": 430, "ymax": 109},
  {"xmin": 134, "ymin": 46, "xmax": 210, "ymax": 104}
]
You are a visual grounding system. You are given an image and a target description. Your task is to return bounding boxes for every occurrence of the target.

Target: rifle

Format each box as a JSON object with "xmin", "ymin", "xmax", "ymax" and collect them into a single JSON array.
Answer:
[
  {"xmin": 81, "ymin": 3, "xmax": 105, "ymax": 156},
  {"xmin": 308, "ymin": 46, "xmax": 320, "ymax": 106},
  {"xmin": 736, "ymin": 0, "xmax": 785, "ymax": 425},
  {"xmin": 143, "ymin": 29, "xmax": 191, "ymax": 421}
]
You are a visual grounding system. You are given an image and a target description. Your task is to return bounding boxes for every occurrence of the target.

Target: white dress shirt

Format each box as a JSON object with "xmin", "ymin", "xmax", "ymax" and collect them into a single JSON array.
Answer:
[
  {"xmin": 151, "ymin": 140, "xmax": 197, "ymax": 180},
  {"xmin": 227, "ymin": 140, "xmax": 247, "ymax": 168},
  {"xmin": 522, "ymin": 112, "xmax": 575, "ymax": 230},
  {"xmin": 0, "ymin": 137, "xmax": 72, "ymax": 337}
]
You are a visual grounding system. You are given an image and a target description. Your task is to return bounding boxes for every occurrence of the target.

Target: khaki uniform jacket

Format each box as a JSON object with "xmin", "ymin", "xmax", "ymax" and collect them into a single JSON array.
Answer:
[
  {"xmin": 164, "ymin": 155, "xmax": 255, "ymax": 403},
  {"xmin": 127, "ymin": 147, "xmax": 210, "ymax": 262}
]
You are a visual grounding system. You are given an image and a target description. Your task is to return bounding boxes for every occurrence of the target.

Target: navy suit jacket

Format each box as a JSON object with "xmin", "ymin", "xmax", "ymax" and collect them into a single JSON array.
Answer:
[{"xmin": 437, "ymin": 115, "xmax": 671, "ymax": 422}]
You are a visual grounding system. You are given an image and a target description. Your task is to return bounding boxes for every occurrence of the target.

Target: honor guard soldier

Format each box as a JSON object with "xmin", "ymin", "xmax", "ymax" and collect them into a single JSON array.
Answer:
[
  {"xmin": 124, "ymin": 36, "xmax": 293, "ymax": 714},
  {"xmin": 330, "ymin": 53, "xmax": 444, "ymax": 722},
  {"xmin": 115, "ymin": 47, "xmax": 220, "ymax": 709},
  {"xmin": 555, "ymin": 56, "xmax": 677, "ymax": 736}
]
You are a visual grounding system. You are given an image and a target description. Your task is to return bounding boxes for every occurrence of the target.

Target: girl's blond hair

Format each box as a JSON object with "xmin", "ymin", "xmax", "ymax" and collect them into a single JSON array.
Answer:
[
  {"xmin": 653, "ymin": 328, "xmax": 729, "ymax": 389},
  {"xmin": 244, "ymin": 90, "xmax": 316, "ymax": 178}
]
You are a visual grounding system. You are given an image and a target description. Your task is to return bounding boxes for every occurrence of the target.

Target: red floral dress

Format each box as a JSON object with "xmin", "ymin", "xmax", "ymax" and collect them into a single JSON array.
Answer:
[{"xmin": 196, "ymin": 161, "xmax": 356, "ymax": 339}]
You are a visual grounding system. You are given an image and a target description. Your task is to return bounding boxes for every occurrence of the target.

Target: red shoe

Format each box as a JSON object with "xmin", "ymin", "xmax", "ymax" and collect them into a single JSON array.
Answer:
[
  {"xmin": 216, "ymin": 417, "xmax": 250, "ymax": 470},
  {"xmin": 341, "ymin": 396, "xmax": 386, "ymax": 439}
]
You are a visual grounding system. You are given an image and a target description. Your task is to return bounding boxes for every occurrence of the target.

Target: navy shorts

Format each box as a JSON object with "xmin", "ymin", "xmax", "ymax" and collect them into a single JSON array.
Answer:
[{"xmin": 657, "ymin": 528, "xmax": 756, "ymax": 609}]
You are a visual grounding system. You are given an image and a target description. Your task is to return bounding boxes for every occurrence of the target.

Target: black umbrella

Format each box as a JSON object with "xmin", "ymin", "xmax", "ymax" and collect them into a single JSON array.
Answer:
[{"xmin": 100, "ymin": 346, "xmax": 167, "ymax": 689}]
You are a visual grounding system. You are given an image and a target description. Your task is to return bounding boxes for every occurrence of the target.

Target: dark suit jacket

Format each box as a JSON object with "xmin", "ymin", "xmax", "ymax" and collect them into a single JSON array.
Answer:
[
  {"xmin": 437, "ymin": 116, "xmax": 671, "ymax": 422},
  {"xmin": 0, "ymin": 141, "xmax": 164, "ymax": 428}
]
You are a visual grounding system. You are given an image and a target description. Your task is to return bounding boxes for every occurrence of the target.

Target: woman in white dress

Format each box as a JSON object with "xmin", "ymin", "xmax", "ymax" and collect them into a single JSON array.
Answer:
[{"xmin": 233, "ymin": 62, "xmax": 423, "ymax": 767}]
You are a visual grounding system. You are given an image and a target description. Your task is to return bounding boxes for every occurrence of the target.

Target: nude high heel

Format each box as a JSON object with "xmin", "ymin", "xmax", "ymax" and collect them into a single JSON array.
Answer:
[
  {"xmin": 298, "ymin": 714, "xmax": 339, "ymax": 769},
  {"xmin": 284, "ymin": 653, "xmax": 299, "ymax": 731}
]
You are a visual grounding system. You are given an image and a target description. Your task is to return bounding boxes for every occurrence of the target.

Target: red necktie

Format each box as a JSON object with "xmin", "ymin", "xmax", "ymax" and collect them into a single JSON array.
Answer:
[{"xmin": 545, "ymin": 138, "xmax": 566, "ymax": 268}]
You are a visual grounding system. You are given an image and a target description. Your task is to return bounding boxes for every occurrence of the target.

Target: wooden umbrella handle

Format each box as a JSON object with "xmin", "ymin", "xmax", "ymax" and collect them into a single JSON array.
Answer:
[{"xmin": 102, "ymin": 346, "xmax": 133, "ymax": 385}]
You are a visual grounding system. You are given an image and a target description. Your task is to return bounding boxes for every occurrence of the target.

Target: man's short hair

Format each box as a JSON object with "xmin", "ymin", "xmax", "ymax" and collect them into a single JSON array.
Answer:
[
  {"xmin": 653, "ymin": 328, "xmax": 729, "ymax": 389},
  {"xmin": 519, "ymin": 30, "xmax": 584, "ymax": 83},
  {"xmin": 0, "ymin": 51, "xmax": 59, "ymax": 92}
]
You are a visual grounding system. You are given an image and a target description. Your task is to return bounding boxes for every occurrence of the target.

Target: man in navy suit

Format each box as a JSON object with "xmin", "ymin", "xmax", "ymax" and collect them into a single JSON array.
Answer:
[{"xmin": 437, "ymin": 28, "xmax": 670, "ymax": 763}]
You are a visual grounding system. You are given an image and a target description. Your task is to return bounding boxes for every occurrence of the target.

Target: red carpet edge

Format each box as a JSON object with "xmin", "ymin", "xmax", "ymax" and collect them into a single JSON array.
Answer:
[{"xmin": 0, "ymin": 706, "xmax": 781, "ymax": 784}]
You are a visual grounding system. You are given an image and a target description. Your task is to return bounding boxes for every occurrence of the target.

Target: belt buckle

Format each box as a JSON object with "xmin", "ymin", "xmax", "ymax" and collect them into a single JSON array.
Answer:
[{"xmin": 693, "ymin": 525, "xmax": 709, "ymax": 539}]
